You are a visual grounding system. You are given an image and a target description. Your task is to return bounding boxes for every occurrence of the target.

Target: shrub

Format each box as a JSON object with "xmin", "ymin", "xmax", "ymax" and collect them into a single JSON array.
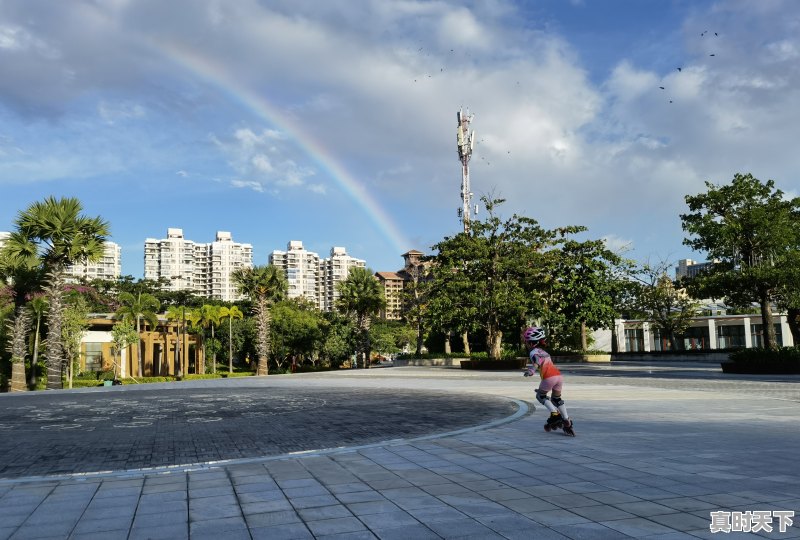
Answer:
[{"xmin": 724, "ymin": 347, "xmax": 800, "ymax": 374}]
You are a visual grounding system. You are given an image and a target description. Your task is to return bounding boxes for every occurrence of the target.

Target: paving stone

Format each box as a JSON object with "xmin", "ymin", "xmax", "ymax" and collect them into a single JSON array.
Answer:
[{"xmin": 0, "ymin": 365, "xmax": 797, "ymax": 540}]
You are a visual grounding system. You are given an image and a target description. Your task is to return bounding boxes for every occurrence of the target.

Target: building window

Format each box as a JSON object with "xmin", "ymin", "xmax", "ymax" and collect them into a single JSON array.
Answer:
[
  {"xmin": 84, "ymin": 342, "xmax": 103, "ymax": 372},
  {"xmin": 682, "ymin": 326, "xmax": 710, "ymax": 350},
  {"xmin": 717, "ymin": 324, "xmax": 745, "ymax": 349},
  {"xmin": 624, "ymin": 328, "xmax": 644, "ymax": 352},
  {"xmin": 750, "ymin": 323, "xmax": 783, "ymax": 348}
]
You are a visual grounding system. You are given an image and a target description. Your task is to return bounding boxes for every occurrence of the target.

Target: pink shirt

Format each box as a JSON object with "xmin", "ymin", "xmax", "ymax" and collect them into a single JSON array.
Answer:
[{"xmin": 528, "ymin": 347, "xmax": 561, "ymax": 380}]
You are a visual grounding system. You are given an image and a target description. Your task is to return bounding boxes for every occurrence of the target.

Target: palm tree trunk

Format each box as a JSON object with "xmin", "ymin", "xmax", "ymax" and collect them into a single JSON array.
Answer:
[
  {"xmin": 211, "ymin": 325, "xmax": 216, "ymax": 374},
  {"xmin": 44, "ymin": 272, "xmax": 66, "ymax": 390},
  {"xmin": 228, "ymin": 318, "xmax": 234, "ymax": 373},
  {"xmin": 136, "ymin": 316, "xmax": 144, "ymax": 377},
  {"xmin": 9, "ymin": 309, "xmax": 31, "ymax": 392},
  {"xmin": 29, "ymin": 314, "xmax": 41, "ymax": 389},
  {"xmin": 462, "ymin": 331, "xmax": 470, "ymax": 355}
]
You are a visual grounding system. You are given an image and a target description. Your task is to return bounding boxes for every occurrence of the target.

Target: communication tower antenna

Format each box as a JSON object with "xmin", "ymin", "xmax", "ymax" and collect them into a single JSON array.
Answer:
[{"xmin": 456, "ymin": 107, "xmax": 476, "ymax": 232}]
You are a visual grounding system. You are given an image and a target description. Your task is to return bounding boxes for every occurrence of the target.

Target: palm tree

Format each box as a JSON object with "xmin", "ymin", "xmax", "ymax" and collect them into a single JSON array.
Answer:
[
  {"xmin": 184, "ymin": 307, "xmax": 202, "ymax": 374},
  {"xmin": 0, "ymin": 232, "xmax": 42, "ymax": 391},
  {"xmin": 165, "ymin": 305, "xmax": 185, "ymax": 377},
  {"xmin": 11, "ymin": 197, "xmax": 109, "ymax": 389},
  {"xmin": 199, "ymin": 304, "xmax": 223, "ymax": 374},
  {"xmin": 219, "ymin": 305, "xmax": 243, "ymax": 373},
  {"xmin": 231, "ymin": 265, "xmax": 287, "ymax": 376},
  {"xmin": 115, "ymin": 291, "xmax": 160, "ymax": 377},
  {"xmin": 336, "ymin": 267, "xmax": 385, "ymax": 368},
  {"xmin": 4, "ymin": 308, "xmax": 31, "ymax": 392},
  {"xmin": 27, "ymin": 295, "xmax": 48, "ymax": 389}
]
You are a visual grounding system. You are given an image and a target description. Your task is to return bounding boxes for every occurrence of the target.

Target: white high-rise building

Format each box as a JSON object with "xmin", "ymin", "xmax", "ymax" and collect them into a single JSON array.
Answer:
[
  {"xmin": 320, "ymin": 247, "xmax": 365, "ymax": 312},
  {"xmin": 1, "ymin": 232, "xmax": 122, "ymax": 282},
  {"xmin": 269, "ymin": 241, "xmax": 322, "ymax": 308},
  {"xmin": 144, "ymin": 228, "xmax": 252, "ymax": 301},
  {"xmin": 65, "ymin": 241, "xmax": 122, "ymax": 282},
  {"xmin": 269, "ymin": 241, "xmax": 366, "ymax": 312}
]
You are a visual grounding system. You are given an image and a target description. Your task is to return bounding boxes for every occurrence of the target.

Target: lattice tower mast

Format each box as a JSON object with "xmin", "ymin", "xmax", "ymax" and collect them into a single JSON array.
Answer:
[{"xmin": 456, "ymin": 107, "xmax": 476, "ymax": 232}]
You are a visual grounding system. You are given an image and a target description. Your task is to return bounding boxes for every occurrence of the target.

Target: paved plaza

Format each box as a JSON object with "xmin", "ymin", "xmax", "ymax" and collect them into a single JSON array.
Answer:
[{"xmin": 0, "ymin": 362, "xmax": 798, "ymax": 539}]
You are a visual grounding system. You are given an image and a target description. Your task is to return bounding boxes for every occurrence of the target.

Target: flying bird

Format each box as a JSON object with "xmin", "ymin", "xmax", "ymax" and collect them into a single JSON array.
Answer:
[
  {"xmin": 659, "ymin": 86, "xmax": 665, "ymax": 90},
  {"xmin": 710, "ymin": 54, "xmax": 716, "ymax": 57},
  {"xmin": 677, "ymin": 67, "xmax": 682, "ymax": 72}
]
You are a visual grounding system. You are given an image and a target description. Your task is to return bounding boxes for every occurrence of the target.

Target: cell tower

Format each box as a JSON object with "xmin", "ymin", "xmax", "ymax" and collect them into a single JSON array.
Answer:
[{"xmin": 456, "ymin": 107, "xmax": 476, "ymax": 232}]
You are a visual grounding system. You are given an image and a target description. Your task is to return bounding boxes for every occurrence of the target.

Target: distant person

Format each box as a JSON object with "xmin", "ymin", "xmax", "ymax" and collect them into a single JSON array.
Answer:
[{"xmin": 522, "ymin": 326, "xmax": 575, "ymax": 436}]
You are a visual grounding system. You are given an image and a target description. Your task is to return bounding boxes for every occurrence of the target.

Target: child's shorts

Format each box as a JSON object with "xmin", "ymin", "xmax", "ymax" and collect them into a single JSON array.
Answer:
[{"xmin": 537, "ymin": 375, "xmax": 563, "ymax": 394}]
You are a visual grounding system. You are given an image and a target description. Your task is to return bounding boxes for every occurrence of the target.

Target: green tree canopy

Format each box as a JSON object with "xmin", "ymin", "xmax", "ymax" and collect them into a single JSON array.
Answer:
[
  {"xmin": 336, "ymin": 266, "xmax": 385, "ymax": 368},
  {"xmin": 681, "ymin": 173, "xmax": 800, "ymax": 350},
  {"xmin": 232, "ymin": 265, "xmax": 287, "ymax": 375},
  {"xmin": 430, "ymin": 196, "xmax": 582, "ymax": 360}
]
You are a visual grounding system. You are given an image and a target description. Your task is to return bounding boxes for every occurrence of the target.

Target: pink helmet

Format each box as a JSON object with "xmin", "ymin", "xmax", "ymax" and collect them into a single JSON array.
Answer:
[{"xmin": 523, "ymin": 326, "xmax": 545, "ymax": 343}]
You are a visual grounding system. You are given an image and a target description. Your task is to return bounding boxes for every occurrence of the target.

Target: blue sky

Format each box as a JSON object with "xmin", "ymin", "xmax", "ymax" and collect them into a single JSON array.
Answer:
[{"xmin": 1, "ymin": 0, "xmax": 799, "ymax": 278}]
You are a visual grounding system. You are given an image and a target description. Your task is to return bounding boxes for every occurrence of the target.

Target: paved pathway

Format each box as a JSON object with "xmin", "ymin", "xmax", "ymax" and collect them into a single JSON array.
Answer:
[{"xmin": 0, "ymin": 362, "xmax": 798, "ymax": 539}]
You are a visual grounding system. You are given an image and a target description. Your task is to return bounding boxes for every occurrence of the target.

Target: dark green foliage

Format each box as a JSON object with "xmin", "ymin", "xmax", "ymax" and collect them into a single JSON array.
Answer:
[{"xmin": 725, "ymin": 347, "xmax": 800, "ymax": 373}]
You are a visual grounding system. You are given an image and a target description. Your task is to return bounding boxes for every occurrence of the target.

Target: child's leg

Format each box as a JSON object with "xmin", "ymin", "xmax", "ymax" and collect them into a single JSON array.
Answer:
[
  {"xmin": 536, "ymin": 378, "xmax": 559, "ymax": 414},
  {"xmin": 551, "ymin": 378, "xmax": 569, "ymax": 420}
]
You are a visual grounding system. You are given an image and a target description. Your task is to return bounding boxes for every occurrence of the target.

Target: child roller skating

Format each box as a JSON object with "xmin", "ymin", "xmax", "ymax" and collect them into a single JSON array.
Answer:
[{"xmin": 522, "ymin": 326, "xmax": 575, "ymax": 436}]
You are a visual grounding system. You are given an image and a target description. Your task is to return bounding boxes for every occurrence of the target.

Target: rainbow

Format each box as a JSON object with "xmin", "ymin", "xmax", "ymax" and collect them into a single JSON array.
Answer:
[{"xmin": 157, "ymin": 41, "xmax": 412, "ymax": 257}]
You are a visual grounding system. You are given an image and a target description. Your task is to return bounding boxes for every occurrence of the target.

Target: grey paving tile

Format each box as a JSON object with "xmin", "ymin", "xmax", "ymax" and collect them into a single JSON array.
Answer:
[
  {"xmin": 189, "ymin": 516, "xmax": 248, "ymax": 536},
  {"xmin": 127, "ymin": 523, "xmax": 189, "ymax": 540},
  {"xmin": 612, "ymin": 501, "xmax": 679, "ymax": 517},
  {"xmin": 425, "ymin": 517, "xmax": 499, "ymax": 538},
  {"xmin": 358, "ymin": 510, "xmax": 420, "ymax": 530},
  {"xmin": 346, "ymin": 500, "xmax": 401, "ymax": 516},
  {"xmin": 407, "ymin": 505, "xmax": 467, "ymax": 524},
  {"xmin": 369, "ymin": 524, "xmax": 439, "ymax": 540},
  {"xmin": 289, "ymin": 494, "xmax": 340, "ymax": 509},
  {"xmin": 550, "ymin": 522, "xmax": 633, "ymax": 540},
  {"xmin": 306, "ymin": 517, "xmax": 368, "ymax": 537},
  {"xmin": 188, "ymin": 503, "xmax": 241, "ymax": 521},
  {"xmin": 249, "ymin": 522, "xmax": 313, "ymax": 540},
  {"xmin": 648, "ymin": 512, "xmax": 714, "ymax": 531},
  {"xmin": 297, "ymin": 504, "xmax": 353, "ymax": 521},
  {"xmin": 601, "ymin": 517, "xmax": 676, "ymax": 537},
  {"xmin": 245, "ymin": 510, "xmax": 301, "ymax": 527}
]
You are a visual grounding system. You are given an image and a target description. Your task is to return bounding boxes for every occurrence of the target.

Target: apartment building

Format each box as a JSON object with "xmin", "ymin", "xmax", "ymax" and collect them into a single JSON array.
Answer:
[
  {"xmin": 675, "ymin": 258, "xmax": 716, "ymax": 280},
  {"xmin": 269, "ymin": 241, "xmax": 366, "ymax": 311},
  {"xmin": 1, "ymin": 232, "xmax": 122, "ymax": 282},
  {"xmin": 144, "ymin": 228, "xmax": 252, "ymax": 301},
  {"xmin": 64, "ymin": 241, "xmax": 122, "ymax": 282},
  {"xmin": 320, "ymin": 247, "xmax": 366, "ymax": 312},
  {"xmin": 375, "ymin": 250, "xmax": 429, "ymax": 320}
]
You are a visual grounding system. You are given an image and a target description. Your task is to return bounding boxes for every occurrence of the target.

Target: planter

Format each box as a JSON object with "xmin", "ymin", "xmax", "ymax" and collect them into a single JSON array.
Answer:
[
  {"xmin": 721, "ymin": 362, "xmax": 800, "ymax": 374},
  {"xmin": 103, "ymin": 380, "xmax": 113, "ymax": 386},
  {"xmin": 460, "ymin": 358, "xmax": 527, "ymax": 370},
  {"xmin": 552, "ymin": 354, "xmax": 611, "ymax": 363}
]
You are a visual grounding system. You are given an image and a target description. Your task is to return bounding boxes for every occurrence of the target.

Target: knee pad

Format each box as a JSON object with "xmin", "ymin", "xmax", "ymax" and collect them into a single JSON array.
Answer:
[
  {"xmin": 536, "ymin": 391, "xmax": 550, "ymax": 405},
  {"xmin": 551, "ymin": 395, "xmax": 564, "ymax": 408}
]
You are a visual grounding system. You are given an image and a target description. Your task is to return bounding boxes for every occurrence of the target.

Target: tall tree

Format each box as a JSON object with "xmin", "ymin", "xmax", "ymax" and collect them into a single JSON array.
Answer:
[
  {"xmin": 115, "ymin": 291, "xmax": 160, "ymax": 377},
  {"xmin": 219, "ymin": 305, "xmax": 243, "ymax": 373},
  {"xmin": 110, "ymin": 320, "xmax": 139, "ymax": 379},
  {"xmin": 336, "ymin": 267, "xmax": 385, "ymax": 368},
  {"xmin": 681, "ymin": 173, "xmax": 800, "ymax": 350},
  {"xmin": 62, "ymin": 296, "xmax": 89, "ymax": 389},
  {"xmin": 199, "ymin": 304, "xmax": 223, "ymax": 374},
  {"xmin": 400, "ymin": 262, "xmax": 431, "ymax": 356},
  {"xmin": 9, "ymin": 197, "xmax": 109, "ymax": 389},
  {"xmin": 548, "ymin": 239, "xmax": 621, "ymax": 351},
  {"xmin": 430, "ymin": 196, "xmax": 579, "ymax": 360},
  {"xmin": 232, "ymin": 265, "xmax": 287, "ymax": 376},
  {"xmin": 0, "ymin": 232, "xmax": 43, "ymax": 391},
  {"xmin": 270, "ymin": 298, "xmax": 322, "ymax": 371},
  {"xmin": 27, "ymin": 295, "xmax": 48, "ymax": 388},
  {"xmin": 632, "ymin": 260, "xmax": 701, "ymax": 351}
]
